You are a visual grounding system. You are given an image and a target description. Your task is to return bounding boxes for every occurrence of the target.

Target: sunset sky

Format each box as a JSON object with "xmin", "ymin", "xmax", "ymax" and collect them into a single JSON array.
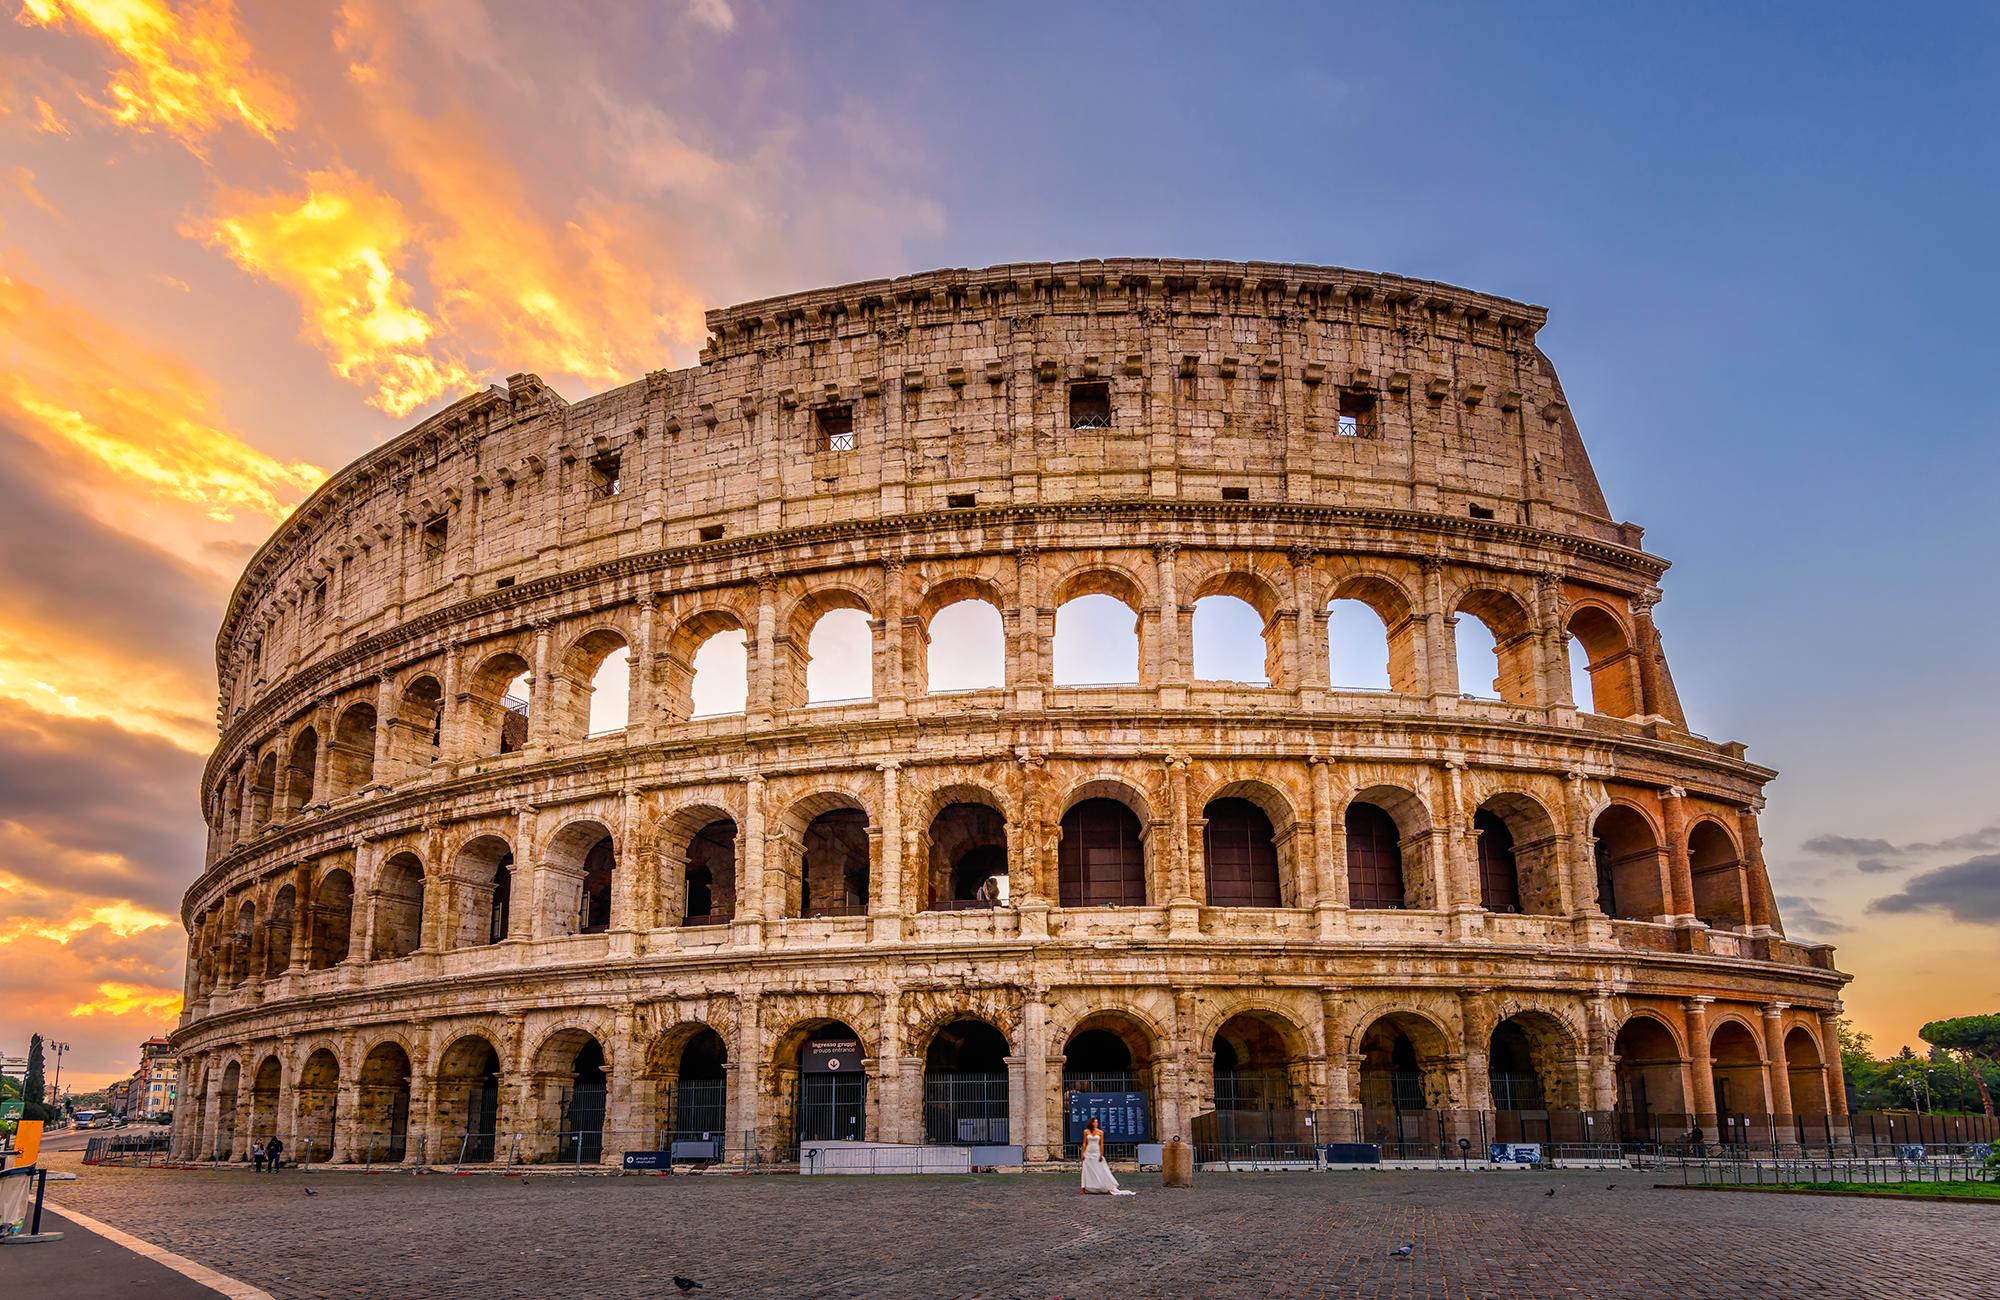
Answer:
[{"xmin": 2, "ymin": 2, "xmax": 1994, "ymax": 1091}]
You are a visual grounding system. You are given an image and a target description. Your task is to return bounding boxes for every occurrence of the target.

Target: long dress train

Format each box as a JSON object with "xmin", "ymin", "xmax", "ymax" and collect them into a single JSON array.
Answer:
[{"xmin": 1079, "ymin": 1132, "xmax": 1136, "ymax": 1195}]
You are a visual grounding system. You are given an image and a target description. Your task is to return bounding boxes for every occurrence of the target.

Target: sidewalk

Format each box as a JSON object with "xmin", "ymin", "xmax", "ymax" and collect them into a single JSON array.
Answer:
[{"xmin": 4, "ymin": 1207, "xmax": 252, "ymax": 1298}]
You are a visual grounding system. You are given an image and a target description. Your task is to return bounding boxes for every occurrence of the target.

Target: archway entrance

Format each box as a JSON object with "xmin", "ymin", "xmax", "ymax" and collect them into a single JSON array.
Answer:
[
  {"xmin": 922, "ymin": 1019, "xmax": 1010, "ymax": 1144},
  {"xmin": 436, "ymin": 1036, "xmax": 503, "ymax": 1163},
  {"xmin": 356, "ymin": 1042, "xmax": 412, "ymax": 1162},
  {"xmin": 795, "ymin": 1023, "xmax": 867, "ymax": 1145},
  {"xmin": 1613, "ymin": 1016, "xmax": 1688, "ymax": 1143}
]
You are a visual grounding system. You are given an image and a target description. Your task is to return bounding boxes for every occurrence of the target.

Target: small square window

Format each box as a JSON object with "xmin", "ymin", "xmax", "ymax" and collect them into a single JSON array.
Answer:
[
  {"xmin": 1068, "ymin": 381, "xmax": 1112, "ymax": 430},
  {"xmin": 588, "ymin": 451, "xmax": 622, "ymax": 499},
  {"xmin": 815, "ymin": 404, "xmax": 855, "ymax": 453},
  {"xmin": 947, "ymin": 492, "xmax": 977, "ymax": 509},
  {"xmin": 1337, "ymin": 388, "xmax": 1377, "ymax": 438},
  {"xmin": 698, "ymin": 523, "xmax": 726, "ymax": 542},
  {"xmin": 1468, "ymin": 504, "xmax": 1495, "ymax": 520},
  {"xmin": 421, "ymin": 514, "xmax": 449, "ymax": 554},
  {"xmin": 1221, "ymin": 486, "xmax": 1250, "ymax": 501}
]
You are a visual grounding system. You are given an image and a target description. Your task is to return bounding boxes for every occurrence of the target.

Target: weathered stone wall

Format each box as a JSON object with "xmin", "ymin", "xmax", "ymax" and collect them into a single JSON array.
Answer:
[{"xmin": 172, "ymin": 260, "xmax": 1845, "ymax": 1166}]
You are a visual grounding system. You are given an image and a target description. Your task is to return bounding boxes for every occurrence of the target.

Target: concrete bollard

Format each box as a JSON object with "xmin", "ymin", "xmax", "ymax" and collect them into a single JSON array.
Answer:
[{"xmin": 1162, "ymin": 1136, "xmax": 1194, "ymax": 1188}]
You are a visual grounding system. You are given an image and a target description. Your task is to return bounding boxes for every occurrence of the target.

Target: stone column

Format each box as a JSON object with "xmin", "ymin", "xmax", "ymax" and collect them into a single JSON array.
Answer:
[
  {"xmin": 1684, "ymin": 997, "xmax": 1716, "ymax": 1124},
  {"xmin": 1660, "ymin": 787, "xmax": 1696, "ymax": 922},
  {"xmin": 872, "ymin": 763, "xmax": 903, "ymax": 941},
  {"xmin": 1761, "ymin": 1003, "xmax": 1791, "ymax": 1121},
  {"xmin": 628, "ymin": 594, "xmax": 657, "ymax": 742}
]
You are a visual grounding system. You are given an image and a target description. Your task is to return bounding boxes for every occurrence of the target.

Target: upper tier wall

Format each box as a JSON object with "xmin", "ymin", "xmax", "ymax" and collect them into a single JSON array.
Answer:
[{"xmin": 217, "ymin": 259, "xmax": 1630, "ymax": 722}]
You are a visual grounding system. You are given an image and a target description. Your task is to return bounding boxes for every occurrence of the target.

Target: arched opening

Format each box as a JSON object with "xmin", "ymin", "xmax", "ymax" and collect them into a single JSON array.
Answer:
[
  {"xmin": 1058, "ymin": 797, "xmax": 1146, "ymax": 907},
  {"xmin": 370, "ymin": 853, "xmax": 425, "ymax": 959},
  {"xmin": 231, "ymin": 901, "xmax": 255, "ymax": 985},
  {"xmin": 1475, "ymin": 793, "xmax": 1564, "ymax": 915},
  {"xmin": 308, "ymin": 869, "xmax": 353, "ymax": 968},
  {"xmin": 1192, "ymin": 594, "xmax": 1271, "ymax": 685},
  {"xmin": 922, "ymin": 1019, "xmax": 1010, "ymax": 1145},
  {"xmin": 248, "ymin": 1056, "xmax": 282, "ymax": 1153},
  {"xmin": 214, "ymin": 1059, "xmax": 240, "ymax": 1159},
  {"xmin": 1053, "ymin": 592, "xmax": 1140, "ymax": 687},
  {"xmin": 1061, "ymin": 1014, "xmax": 1157, "ymax": 1153},
  {"xmin": 436, "ymin": 1035, "xmax": 503, "ymax": 1162},
  {"xmin": 790, "ymin": 1021, "xmax": 867, "ymax": 1146},
  {"xmin": 1783, "ymin": 1027, "xmax": 1829, "ymax": 1117},
  {"xmin": 263, "ymin": 885, "xmax": 295, "ymax": 978},
  {"xmin": 1613, "ymin": 1015, "xmax": 1688, "ymax": 1141},
  {"xmin": 282, "ymin": 730, "xmax": 317, "ymax": 815},
  {"xmin": 1357, "ymin": 1014, "xmax": 1449, "ymax": 1149},
  {"xmin": 390, "ymin": 675, "xmax": 443, "ymax": 770},
  {"xmin": 1710, "ymin": 1021, "xmax": 1768, "ymax": 1127},
  {"xmin": 689, "ymin": 630, "xmax": 748, "ymax": 717},
  {"xmin": 800, "ymin": 808, "xmax": 870, "ymax": 918},
  {"xmin": 449, "ymin": 836, "xmax": 514, "ymax": 948},
  {"xmin": 328, "ymin": 702, "xmax": 377, "ymax": 795},
  {"xmin": 806, "ymin": 607, "xmax": 874, "ymax": 705},
  {"xmin": 1326, "ymin": 598, "xmax": 1392, "ymax": 691},
  {"xmin": 1689, "ymin": 820, "xmax": 1748, "ymax": 930},
  {"xmin": 356, "ymin": 1042, "xmax": 412, "ymax": 1162},
  {"xmin": 250, "ymin": 753, "xmax": 277, "ymax": 828},
  {"xmin": 1566, "ymin": 605, "xmax": 1641, "ymax": 718},
  {"xmin": 1454, "ymin": 588, "xmax": 1537, "ymax": 705},
  {"xmin": 1593, "ymin": 804, "xmax": 1666, "ymax": 921},
  {"xmin": 925, "ymin": 599, "xmax": 1005, "ymax": 693},
  {"xmin": 1345, "ymin": 801, "xmax": 1407, "ymax": 909},
  {"xmin": 543, "ymin": 820, "xmax": 616, "ymax": 936},
  {"xmin": 295, "ymin": 1048, "xmax": 340, "ymax": 1163},
  {"xmin": 926, "ymin": 801, "xmax": 1008, "ymax": 909},
  {"xmin": 1203, "ymin": 797, "xmax": 1281, "ymax": 907},
  {"xmin": 661, "ymin": 1027, "xmax": 728, "ymax": 1148},
  {"xmin": 682, "ymin": 819, "xmax": 737, "ymax": 926},
  {"xmin": 466, "ymin": 653, "xmax": 532, "ymax": 756}
]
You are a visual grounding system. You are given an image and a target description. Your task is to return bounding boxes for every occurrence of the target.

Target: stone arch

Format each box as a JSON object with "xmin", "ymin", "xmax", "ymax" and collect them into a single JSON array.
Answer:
[
  {"xmin": 369, "ymin": 851, "xmax": 426, "ymax": 959},
  {"xmin": 543, "ymin": 817, "xmax": 617, "ymax": 937},
  {"xmin": 1473, "ymin": 790, "xmax": 1565, "ymax": 915},
  {"xmin": 1189, "ymin": 568, "xmax": 1286, "ymax": 687},
  {"xmin": 1689, "ymin": 817, "xmax": 1748, "ymax": 930},
  {"xmin": 389, "ymin": 673, "xmax": 444, "ymax": 771},
  {"xmin": 263, "ymin": 884, "xmax": 296, "ymax": 978},
  {"xmin": 328, "ymin": 701, "xmax": 377, "ymax": 795},
  {"xmin": 1451, "ymin": 584, "xmax": 1538, "ymax": 705},
  {"xmin": 435, "ymin": 1032, "xmax": 505, "ymax": 1162},
  {"xmin": 281, "ymin": 727, "xmax": 317, "ymax": 815},
  {"xmin": 308, "ymin": 868, "xmax": 354, "ymax": 968},
  {"xmin": 1326, "ymin": 572, "xmax": 1421, "ymax": 694},
  {"xmin": 784, "ymin": 586, "xmax": 876, "ymax": 708},
  {"xmin": 1566, "ymin": 601, "xmax": 1641, "ymax": 717},
  {"xmin": 465, "ymin": 649, "xmax": 533, "ymax": 756},
  {"xmin": 559, "ymin": 624, "xmax": 632, "ymax": 740},
  {"xmin": 1593, "ymin": 801, "xmax": 1667, "ymax": 921},
  {"xmin": 1783, "ymin": 1025, "xmax": 1829, "ymax": 1117},
  {"xmin": 662, "ymin": 605, "xmax": 749, "ymax": 720},
  {"xmin": 1344, "ymin": 783, "xmax": 1434, "ymax": 910},
  {"xmin": 525, "ymin": 1025, "xmax": 612, "ymax": 1164},
  {"xmin": 355, "ymin": 1039, "xmax": 413, "ymax": 1162},
  {"xmin": 1051, "ymin": 565, "xmax": 1146, "ymax": 687},
  {"xmin": 446, "ymin": 833, "xmax": 515, "ymax": 948}
]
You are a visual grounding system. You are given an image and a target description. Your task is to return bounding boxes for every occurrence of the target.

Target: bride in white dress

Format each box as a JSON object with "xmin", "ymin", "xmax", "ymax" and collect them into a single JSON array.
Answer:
[{"xmin": 1078, "ymin": 1118, "xmax": 1136, "ymax": 1195}]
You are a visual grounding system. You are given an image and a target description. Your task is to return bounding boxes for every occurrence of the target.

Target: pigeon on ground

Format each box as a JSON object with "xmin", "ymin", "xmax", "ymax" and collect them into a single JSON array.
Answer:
[
  {"xmin": 1388, "ymin": 1243, "xmax": 1414, "ymax": 1259},
  {"xmin": 672, "ymin": 1278, "xmax": 703, "ymax": 1292},
  {"xmin": 1544, "ymin": 1187, "xmax": 1556, "ymax": 1197},
  {"xmin": 303, "ymin": 1187, "xmax": 317, "ymax": 1197}
]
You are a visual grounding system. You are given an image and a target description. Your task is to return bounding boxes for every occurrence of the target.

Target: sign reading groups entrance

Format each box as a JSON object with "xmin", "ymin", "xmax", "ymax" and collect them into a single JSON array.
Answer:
[{"xmin": 804, "ymin": 1039, "xmax": 863, "ymax": 1074}]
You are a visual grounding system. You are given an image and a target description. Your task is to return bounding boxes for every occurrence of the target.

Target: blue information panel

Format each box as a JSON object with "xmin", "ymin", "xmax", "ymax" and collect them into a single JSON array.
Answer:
[{"xmin": 1066, "ymin": 1091, "xmax": 1150, "ymax": 1143}]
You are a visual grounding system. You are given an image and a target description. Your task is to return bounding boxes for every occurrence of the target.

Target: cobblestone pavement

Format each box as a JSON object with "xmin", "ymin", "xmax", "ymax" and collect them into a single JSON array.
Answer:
[{"xmin": 41, "ymin": 1154, "xmax": 2000, "ymax": 1299}]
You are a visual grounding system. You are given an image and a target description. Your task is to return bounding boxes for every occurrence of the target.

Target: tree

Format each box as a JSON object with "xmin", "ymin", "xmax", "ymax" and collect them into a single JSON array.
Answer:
[
  {"xmin": 23, "ymin": 1034, "xmax": 45, "ymax": 1107},
  {"xmin": 1920, "ymin": 1014, "xmax": 2000, "ymax": 1119}
]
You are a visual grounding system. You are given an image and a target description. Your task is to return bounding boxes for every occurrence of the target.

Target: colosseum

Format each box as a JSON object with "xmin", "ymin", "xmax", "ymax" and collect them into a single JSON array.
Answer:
[{"xmin": 171, "ymin": 258, "xmax": 1850, "ymax": 1169}]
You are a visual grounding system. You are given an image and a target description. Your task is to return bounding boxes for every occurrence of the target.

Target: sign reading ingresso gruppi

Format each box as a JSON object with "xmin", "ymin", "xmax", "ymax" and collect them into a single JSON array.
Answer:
[{"xmin": 802, "ymin": 1039, "xmax": 863, "ymax": 1074}]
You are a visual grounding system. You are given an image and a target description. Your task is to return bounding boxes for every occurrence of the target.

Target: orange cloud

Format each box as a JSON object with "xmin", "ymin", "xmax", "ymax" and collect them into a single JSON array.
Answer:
[
  {"xmin": 17, "ymin": 0, "xmax": 296, "ymax": 149},
  {"xmin": 68, "ymin": 980, "xmax": 183, "ymax": 1020},
  {"xmin": 0, "ymin": 261, "xmax": 325, "ymax": 527},
  {"xmin": 194, "ymin": 169, "xmax": 478, "ymax": 417}
]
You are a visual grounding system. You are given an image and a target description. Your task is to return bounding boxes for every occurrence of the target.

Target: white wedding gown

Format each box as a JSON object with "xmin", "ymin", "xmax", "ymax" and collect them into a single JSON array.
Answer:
[{"xmin": 1079, "ymin": 1132, "xmax": 1136, "ymax": 1195}]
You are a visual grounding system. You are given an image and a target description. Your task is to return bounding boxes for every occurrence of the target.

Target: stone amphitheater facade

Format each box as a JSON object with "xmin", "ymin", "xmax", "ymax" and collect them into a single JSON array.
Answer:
[{"xmin": 171, "ymin": 258, "xmax": 1849, "ymax": 1167}]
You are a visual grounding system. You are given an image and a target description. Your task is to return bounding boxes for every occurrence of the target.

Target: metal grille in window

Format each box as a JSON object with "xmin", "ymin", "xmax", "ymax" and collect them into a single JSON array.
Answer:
[
  {"xmin": 816, "ymin": 404, "xmax": 855, "ymax": 453},
  {"xmin": 1068, "ymin": 381, "xmax": 1112, "ymax": 429}
]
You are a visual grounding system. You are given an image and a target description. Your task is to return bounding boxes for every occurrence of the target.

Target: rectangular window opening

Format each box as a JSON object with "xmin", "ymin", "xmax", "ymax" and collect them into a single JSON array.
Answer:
[
  {"xmin": 947, "ymin": 492, "xmax": 977, "ymax": 509},
  {"xmin": 1220, "ymin": 486, "xmax": 1250, "ymax": 501},
  {"xmin": 588, "ymin": 451, "xmax": 622, "ymax": 499},
  {"xmin": 1068, "ymin": 381, "xmax": 1112, "ymax": 430},
  {"xmin": 1337, "ymin": 388, "xmax": 1377, "ymax": 438},
  {"xmin": 698, "ymin": 523, "xmax": 727, "ymax": 542},
  {"xmin": 815, "ymin": 404, "xmax": 856, "ymax": 453}
]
